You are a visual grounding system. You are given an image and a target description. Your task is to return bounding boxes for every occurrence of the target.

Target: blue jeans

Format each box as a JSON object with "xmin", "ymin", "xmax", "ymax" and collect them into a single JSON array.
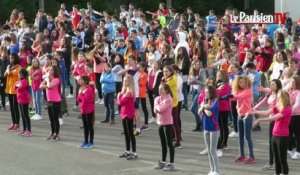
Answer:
[
  {"xmin": 33, "ymin": 90, "xmax": 42, "ymax": 115},
  {"xmin": 103, "ymin": 92, "xmax": 115, "ymax": 121},
  {"xmin": 190, "ymin": 89, "xmax": 201, "ymax": 125},
  {"xmin": 238, "ymin": 115, "xmax": 254, "ymax": 158},
  {"xmin": 182, "ymin": 82, "xmax": 188, "ymax": 108}
]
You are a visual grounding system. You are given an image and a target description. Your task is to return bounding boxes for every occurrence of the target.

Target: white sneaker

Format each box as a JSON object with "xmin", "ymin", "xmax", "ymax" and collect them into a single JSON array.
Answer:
[
  {"xmin": 199, "ymin": 148, "xmax": 208, "ymax": 155},
  {"xmin": 148, "ymin": 117, "xmax": 156, "ymax": 124},
  {"xmin": 291, "ymin": 151, "xmax": 300, "ymax": 160},
  {"xmin": 59, "ymin": 118, "xmax": 64, "ymax": 125},
  {"xmin": 98, "ymin": 99, "xmax": 104, "ymax": 105},
  {"xmin": 217, "ymin": 150, "xmax": 223, "ymax": 157},
  {"xmin": 212, "ymin": 172, "xmax": 220, "ymax": 175},
  {"xmin": 95, "ymin": 98, "xmax": 101, "ymax": 104},
  {"xmin": 31, "ymin": 114, "xmax": 37, "ymax": 120},
  {"xmin": 66, "ymin": 94, "xmax": 74, "ymax": 99},
  {"xmin": 229, "ymin": 131, "xmax": 239, "ymax": 138},
  {"xmin": 207, "ymin": 171, "xmax": 213, "ymax": 175},
  {"xmin": 5, "ymin": 101, "xmax": 9, "ymax": 106},
  {"xmin": 288, "ymin": 150, "xmax": 294, "ymax": 158},
  {"xmin": 34, "ymin": 114, "xmax": 43, "ymax": 121}
]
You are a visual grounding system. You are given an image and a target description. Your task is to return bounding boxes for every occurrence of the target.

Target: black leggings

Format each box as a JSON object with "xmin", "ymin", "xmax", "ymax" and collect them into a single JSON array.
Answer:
[
  {"xmin": 122, "ymin": 118, "xmax": 136, "ymax": 152},
  {"xmin": 115, "ymin": 82, "xmax": 122, "ymax": 112},
  {"xmin": 8, "ymin": 94, "xmax": 20, "ymax": 125},
  {"xmin": 148, "ymin": 90, "xmax": 155, "ymax": 118},
  {"xmin": 75, "ymin": 82, "xmax": 80, "ymax": 106},
  {"xmin": 230, "ymin": 101, "xmax": 238, "ymax": 132},
  {"xmin": 159, "ymin": 125, "xmax": 175, "ymax": 163},
  {"xmin": 140, "ymin": 98, "xmax": 149, "ymax": 125},
  {"xmin": 0, "ymin": 83, "xmax": 5, "ymax": 107},
  {"xmin": 269, "ymin": 121, "xmax": 275, "ymax": 165},
  {"xmin": 272, "ymin": 136, "xmax": 289, "ymax": 175},
  {"xmin": 288, "ymin": 115, "xmax": 300, "ymax": 152},
  {"xmin": 177, "ymin": 101, "xmax": 182, "ymax": 132},
  {"xmin": 48, "ymin": 101, "xmax": 61, "ymax": 135},
  {"xmin": 218, "ymin": 111, "xmax": 229, "ymax": 148},
  {"xmin": 19, "ymin": 104, "xmax": 31, "ymax": 131},
  {"xmin": 95, "ymin": 73, "xmax": 103, "ymax": 99},
  {"xmin": 82, "ymin": 112, "xmax": 94, "ymax": 144}
]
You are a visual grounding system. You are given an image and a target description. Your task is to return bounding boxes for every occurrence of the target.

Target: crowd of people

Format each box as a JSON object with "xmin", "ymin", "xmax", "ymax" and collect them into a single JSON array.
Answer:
[{"xmin": 0, "ymin": 1, "xmax": 300, "ymax": 175}]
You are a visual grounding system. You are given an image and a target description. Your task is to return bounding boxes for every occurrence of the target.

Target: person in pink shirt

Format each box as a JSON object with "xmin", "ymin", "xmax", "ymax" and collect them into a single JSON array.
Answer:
[
  {"xmin": 18, "ymin": 41, "xmax": 30, "ymax": 68},
  {"xmin": 223, "ymin": 75, "xmax": 256, "ymax": 164},
  {"xmin": 253, "ymin": 90, "xmax": 292, "ymax": 175},
  {"xmin": 30, "ymin": 58, "xmax": 43, "ymax": 120},
  {"xmin": 16, "ymin": 68, "xmax": 31, "ymax": 136},
  {"xmin": 255, "ymin": 79, "xmax": 283, "ymax": 170},
  {"xmin": 153, "ymin": 83, "xmax": 175, "ymax": 171},
  {"xmin": 72, "ymin": 52, "xmax": 87, "ymax": 110},
  {"xmin": 216, "ymin": 70, "xmax": 231, "ymax": 150},
  {"xmin": 287, "ymin": 75, "xmax": 300, "ymax": 159},
  {"xmin": 40, "ymin": 65, "xmax": 61, "ymax": 141},
  {"xmin": 77, "ymin": 75, "xmax": 95, "ymax": 149},
  {"xmin": 117, "ymin": 75, "xmax": 137, "ymax": 160}
]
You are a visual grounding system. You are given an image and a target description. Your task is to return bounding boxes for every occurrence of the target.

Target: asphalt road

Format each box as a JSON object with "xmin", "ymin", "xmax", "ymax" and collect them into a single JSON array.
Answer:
[{"xmin": 0, "ymin": 96, "xmax": 299, "ymax": 175}]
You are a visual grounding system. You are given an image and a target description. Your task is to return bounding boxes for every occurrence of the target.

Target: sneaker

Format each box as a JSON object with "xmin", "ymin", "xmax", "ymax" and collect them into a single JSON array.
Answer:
[
  {"xmin": 119, "ymin": 151, "xmax": 130, "ymax": 158},
  {"xmin": 199, "ymin": 148, "xmax": 208, "ymax": 155},
  {"xmin": 217, "ymin": 150, "xmax": 223, "ymax": 157},
  {"xmin": 114, "ymin": 111, "xmax": 119, "ymax": 115},
  {"xmin": 78, "ymin": 142, "xmax": 87, "ymax": 149},
  {"xmin": 288, "ymin": 150, "xmax": 294, "ymax": 158},
  {"xmin": 134, "ymin": 130, "xmax": 141, "ymax": 136},
  {"xmin": 109, "ymin": 120, "xmax": 115, "ymax": 125},
  {"xmin": 5, "ymin": 101, "xmax": 9, "ymax": 106},
  {"xmin": 234, "ymin": 156, "xmax": 246, "ymax": 163},
  {"xmin": 51, "ymin": 135, "xmax": 61, "ymax": 142},
  {"xmin": 31, "ymin": 114, "xmax": 37, "ymax": 120},
  {"xmin": 162, "ymin": 163, "xmax": 175, "ymax": 171},
  {"xmin": 212, "ymin": 172, "xmax": 220, "ymax": 175},
  {"xmin": 291, "ymin": 152, "xmax": 300, "ymax": 160},
  {"xmin": 62, "ymin": 112, "xmax": 69, "ymax": 117},
  {"xmin": 252, "ymin": 125, "xmax": 261, "ymax": 131},
  {"xmin": 244, "ymin": 157, "xmax": 256, "ymax": 164},
  {"xmin": 173, "ymin": 143, "xmax": 182, "ymax": 149},
  {"xmin": 46, "ymin": 135, "xmax": 55, "ymax": 140},
  {"xmin": 18, "ymin": 130, "xmax": 26, "ymax": 135},
  {"xmin": 229, "ymin": 131, "xmax": 239, "ymax": 138},
  {"xmin": 23, "ymin": 131, "xmax": 32, "ymax": 137},
  {"xmin": 66, "ymin": 94, "xmax": 74, "ymax": 99},
  {"xmin": 141, "ymin": 125, "xmax": 149, "ymax": 131},
  {"xmin": 59, "ymin": 118, "xmax": 64, "ymax": 125},
  {"xmin": 126, "ymin": 153, "xmax": 138, "ymax": 160},
  {"xmin": 95, "ymin": 98, "xmax": 101, "ymax": 104},
  {"xmin": 11, "ymin": 125, "xmax": 20, "ymax": 132},
  {"xmin": 72, "ymin": 105, "xmax": 79, "ymax": 110},
  {"xmin": 154, "ymin": 161, "xmax": 166, "ymax": 169},
  {"xmin": 101, "ymin": 120, "xmax": 109, "ymax": 123},
  {"xmin": 148, "ymin": 117, "xmax": 156, "ymax": 124},
  {"xmin": 34, "ymin": 114, "xmax": 43, "ymax": 121},
  {"xmin": 262, "ymin": 163, "xmax": 274, "ymax": 171},
  {"xmin": 98, "ymin": 99, "xmax": 104, "ymax": 105},
  {"xmin": 84, "ymin": 143, "xmax": 94, "ymax": 149},
  {"xmin": 7, "ymin": 124, "xmax": 15, "ymax": 131}
]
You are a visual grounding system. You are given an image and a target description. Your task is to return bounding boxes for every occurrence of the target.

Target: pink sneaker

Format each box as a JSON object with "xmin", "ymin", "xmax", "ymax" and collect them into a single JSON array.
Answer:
[
  {"xmin": 234, "ymin": 156, "xmax": 246, "ymax": 163},
  {"xmin": 18, "ymin": 130, "xmax": 26, "ymax": 135},
  {"xmin": 7, "ymin": 124, "xmax": 15, "ymax": 131},
  {"xmin": 11, "ymin": 125, "xmax": 20, "ymax": 132},
  {"xmin": 244, "ymin": 158, "xmax": 256, "ymax": 164},
  {"xmin": 23, "ymin": 131, "xmax": 32, "ymax": 137}
]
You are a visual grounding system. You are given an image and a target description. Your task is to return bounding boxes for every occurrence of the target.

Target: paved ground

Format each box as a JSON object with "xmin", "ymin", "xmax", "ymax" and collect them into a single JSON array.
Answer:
[{"xmin": 0, "ymin": 96, "xmax": 299, "ymax": 175}]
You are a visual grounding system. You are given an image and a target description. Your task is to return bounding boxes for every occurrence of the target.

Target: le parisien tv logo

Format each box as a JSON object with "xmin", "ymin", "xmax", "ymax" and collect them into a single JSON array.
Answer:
[{"xmin": 230, "ymin": 12, "xmax": 286, "ymax": 24}]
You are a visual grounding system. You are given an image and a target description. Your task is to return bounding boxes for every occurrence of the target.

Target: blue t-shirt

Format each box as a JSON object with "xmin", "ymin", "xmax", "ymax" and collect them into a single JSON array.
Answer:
[
  {"xmin": 249, "ymin": 71, "xmax": 261, "ymax": 97},
  {"xmin": 202, "ymin": 99, "xmax": 219, "ymax": 132}
]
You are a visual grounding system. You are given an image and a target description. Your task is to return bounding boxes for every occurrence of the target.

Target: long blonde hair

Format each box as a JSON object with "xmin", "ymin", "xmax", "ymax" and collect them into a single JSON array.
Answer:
[
  {"xmin": 231, "ymin": 75, "xmax": 252, "ymax": 93},
  {"xmin": 276, "ymin": 90, "xmax": 291, "ymax": 110},
  {"xmin": 0, "ymin": 46, "xmax": 8, "ymax": 57},
  {"xmin": 123, "ymin": 75, "xmax": 135, "ymax": 99}
]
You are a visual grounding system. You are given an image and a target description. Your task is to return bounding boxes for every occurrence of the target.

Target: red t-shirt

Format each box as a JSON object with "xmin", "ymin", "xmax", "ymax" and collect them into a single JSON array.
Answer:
[
  {"xmin": 88, "ymin": 72, "xmax": 96, "ymax": 92},
  {"xmin": 272, "ymin": 106, "xmax": 292, "ymax": 137}
]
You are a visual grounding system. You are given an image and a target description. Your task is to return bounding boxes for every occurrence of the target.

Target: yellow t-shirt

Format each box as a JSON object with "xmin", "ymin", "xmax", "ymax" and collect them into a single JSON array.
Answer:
[
  {"xmin": 6, "ymin": 65, "xmax": 21, "ymax": 94},
  {"xmin": 166, "ymin": 75, "xmax": 178, "ymax": 107}
]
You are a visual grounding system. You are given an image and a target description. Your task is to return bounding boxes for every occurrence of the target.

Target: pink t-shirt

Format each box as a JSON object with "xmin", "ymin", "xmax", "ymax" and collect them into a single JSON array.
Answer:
[
  {"xmin": 30, "ymin": 69, "xmax": 43, "ymax": 91},
  {"xmin": 77, "ymin": 86, "xmax": 95, "ymax": 114},
  {"xmin": 154, "ymin": 94, "xmax": 174, "ymax": 126},
  {"xmin": 16, "ymin": 78, "xmax": 30, "ymax": 104},
  {"xmin": 272, "ymin": 106, "xmax": 292, "ymax": 137},
  {"xmin": 46, "ymin": 78, "xmax": 61, "ymax": 102}
]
